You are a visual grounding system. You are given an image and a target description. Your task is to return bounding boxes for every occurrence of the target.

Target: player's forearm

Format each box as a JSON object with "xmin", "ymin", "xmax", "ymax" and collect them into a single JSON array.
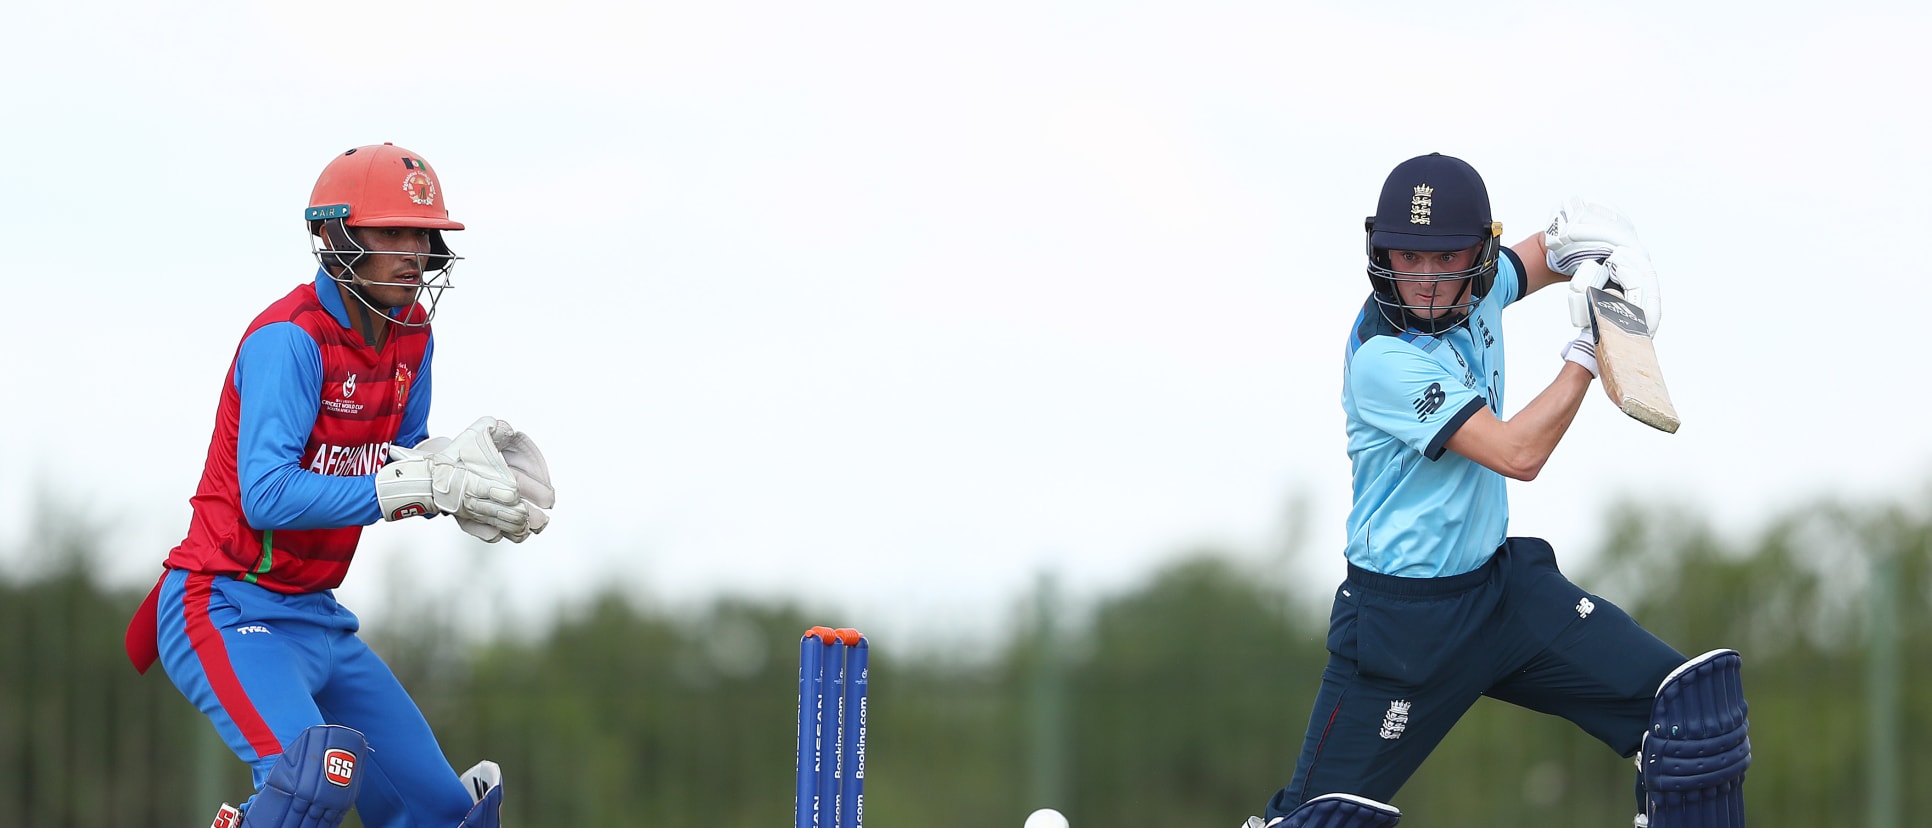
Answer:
[
  {"xmin": 1511, "ymin": 234, "xmax": 1568, "ymax": 295},
  {"xmin": 1450, "ymin": 362, "xmax": 1592, "ymax": 480},
  {"xmin": 240, "ymin": 465, "xmax": 385, "ymax": 529},
  {"xmin": 1503, "ymin": 363, "xmax": 1593, "ymax": 477}
]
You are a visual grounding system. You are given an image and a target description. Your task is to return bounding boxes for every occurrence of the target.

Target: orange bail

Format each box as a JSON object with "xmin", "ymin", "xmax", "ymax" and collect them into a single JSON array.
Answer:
[{"xmin": 803, "ymin": 625, "xmax": 865, "ymax": 645}]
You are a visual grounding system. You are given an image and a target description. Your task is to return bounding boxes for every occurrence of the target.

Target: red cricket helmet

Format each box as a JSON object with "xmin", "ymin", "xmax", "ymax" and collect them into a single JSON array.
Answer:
[
  {"xmin": 306, "ymin": 143, "xmax": 464, "ymax": 229},
  {"xmin": 304, "ymin": 144, "xmax": 463, "ymax": 326}
]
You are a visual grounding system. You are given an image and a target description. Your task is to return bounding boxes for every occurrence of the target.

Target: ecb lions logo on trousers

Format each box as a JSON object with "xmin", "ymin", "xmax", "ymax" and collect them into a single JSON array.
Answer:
[{"xmin": 1379, "ymin": 700, "xmax": 1411, "ymax": 740}]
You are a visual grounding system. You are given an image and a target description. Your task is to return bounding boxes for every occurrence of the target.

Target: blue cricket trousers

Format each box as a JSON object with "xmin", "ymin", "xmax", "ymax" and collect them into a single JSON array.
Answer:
[
  {"xmin": 156, "ymin": 569, "xmax": 472, "ymax": 828},
  {"xmin": 1266, "ymin": 537, "xmax": 1684, "ymax": 817}
]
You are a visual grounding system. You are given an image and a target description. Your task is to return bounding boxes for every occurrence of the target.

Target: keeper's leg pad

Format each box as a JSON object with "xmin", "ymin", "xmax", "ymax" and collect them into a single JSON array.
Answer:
[
  {"xmin": 209, "ymin": 803, "xmax": 242, "ymax": 828},
  {"xmin": 241, "ymin": 724, "xmax": 368, "ymax": 828},
  {"xmin": 1271, "ymin": 793, "xmax": 1401, "ymax": 828},
  {"xmin": 1641, "ymin": 649, "xmax": 1750, "ymax": 828},
  {"xmin": 458, "ymin": 760, "xmax": 505, "ymax": 828},
  {"xmin": 459, "ymin": 782, "xmax": 504, "ymax": 828}
]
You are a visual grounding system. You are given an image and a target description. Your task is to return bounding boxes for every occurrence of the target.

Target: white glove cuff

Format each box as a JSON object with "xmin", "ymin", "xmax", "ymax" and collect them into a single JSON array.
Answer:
[
  {"xmin": 1548, "ymin": 245, "xmax": 1614, "ymax": 278},
  {"xmin": 1561, "ymin": 335, "xmax": 1600, "ymax": 379},
  {"xmin": 376, "ymin": 457, "xmax": 438, "ymax": 521}
]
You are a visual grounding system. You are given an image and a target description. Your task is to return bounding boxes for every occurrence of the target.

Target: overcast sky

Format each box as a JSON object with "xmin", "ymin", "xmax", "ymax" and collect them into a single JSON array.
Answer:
[{"xmin": 3, "ymin": 1, "xmax": 1924, "ymax": 645}]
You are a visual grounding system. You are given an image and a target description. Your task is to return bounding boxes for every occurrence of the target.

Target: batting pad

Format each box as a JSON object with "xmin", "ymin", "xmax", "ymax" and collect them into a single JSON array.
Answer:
[
  {"xmin": 1642, "ymin": 649, "xmax": 1751, "ymax": 828},
  {"xmin": 244, "ymin": 724, "xmax": 367, "ymax": 828},
  {"xmin": 1274, "ymin": 793, "xmax": 1401, "ymax": 828}
]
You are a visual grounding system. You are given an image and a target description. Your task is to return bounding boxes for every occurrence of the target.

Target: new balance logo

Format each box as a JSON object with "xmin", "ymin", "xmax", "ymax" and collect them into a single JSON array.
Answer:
[
  {"xmin": 1576, "ymin": 598, "xmax": 1596, "ymax": 619},
  {"xmin": 1412, "ymin": 383, "xmax": 1446, "ymax": 419}
]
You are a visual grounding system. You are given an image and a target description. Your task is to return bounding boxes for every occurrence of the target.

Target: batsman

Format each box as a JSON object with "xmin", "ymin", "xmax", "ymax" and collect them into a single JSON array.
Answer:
[
  {"xmin": 123, "ymin": 143, "xmax": 556, "ymax": 828},
  {"xmin": 1243, "ymin": 154, "xmax": 1749, "ymax": 828}
]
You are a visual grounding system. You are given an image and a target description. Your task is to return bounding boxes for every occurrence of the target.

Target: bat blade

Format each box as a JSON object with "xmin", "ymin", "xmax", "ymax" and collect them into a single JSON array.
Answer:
[{"xmin": 1586, "ymin": 286, "xmax": 1680, "ymax": 433}]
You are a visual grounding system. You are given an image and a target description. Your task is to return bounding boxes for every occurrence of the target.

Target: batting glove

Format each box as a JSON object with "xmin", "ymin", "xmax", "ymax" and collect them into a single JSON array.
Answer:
[
  {"xmin": 1545, "ymin": 197, "xmax": 1642, "ymax": 276},
  {"xmin": 1567, "ymin": 248, "xmax": 1662, "ymax": 335},
  {"xmin": 1561, "ymin": 332, "xmax": 1600, "ymax": 379}
]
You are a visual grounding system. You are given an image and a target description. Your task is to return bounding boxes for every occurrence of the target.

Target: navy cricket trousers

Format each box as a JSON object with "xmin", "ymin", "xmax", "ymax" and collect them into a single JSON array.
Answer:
[{"xmin": 1265, "ymin": 537, "xmax": 1684, "ymax": 817}]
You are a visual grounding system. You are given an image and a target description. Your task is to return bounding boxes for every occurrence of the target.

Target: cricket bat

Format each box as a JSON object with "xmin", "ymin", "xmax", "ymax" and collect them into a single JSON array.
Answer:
[{"xmin": 1586, "ymin": 285, "xmax": 1680, "ymax": 433}]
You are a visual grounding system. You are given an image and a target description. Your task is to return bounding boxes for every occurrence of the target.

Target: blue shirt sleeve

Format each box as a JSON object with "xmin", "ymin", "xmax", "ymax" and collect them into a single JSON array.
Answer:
[
  {"xmin": 1349, "ymin": 338, "xmax": 1486, "ymax": 460},
  {"xmin": 1493, "ymin": 247, "xmax": 1526, "ymax": 308},
  {"xmin": 234, "ymin": 323, "xmax": 383, "ymax": 529}
]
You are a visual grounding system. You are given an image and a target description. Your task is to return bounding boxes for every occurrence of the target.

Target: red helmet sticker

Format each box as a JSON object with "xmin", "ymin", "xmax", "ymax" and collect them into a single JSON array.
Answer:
[{"xmin": 403, "ymin": 169, "xmax": 437, "ymax": 207}]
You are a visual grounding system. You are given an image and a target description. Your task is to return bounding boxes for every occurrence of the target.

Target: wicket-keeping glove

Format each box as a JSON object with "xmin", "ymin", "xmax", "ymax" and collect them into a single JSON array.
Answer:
[
  {"xmin": 378, "ymin": 418, "xmax": 532, "ymax": 541},
  {"xmin": 486, "ymin": 419, "xmax": 554, "ymax": 510},
  {"xmin": 408, "ymin": 417, "xmax": 554, "ymax": 543}
]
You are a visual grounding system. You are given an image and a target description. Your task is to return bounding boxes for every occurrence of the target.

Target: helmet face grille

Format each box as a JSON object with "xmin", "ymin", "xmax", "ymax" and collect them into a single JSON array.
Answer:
[
  {"xmin": 310, "ymin": 217, "xmax": 460, "ymax": 329},
  {"xmin": 1364, "ymin": 235, "xmax": 1500, "ymax": 336}
]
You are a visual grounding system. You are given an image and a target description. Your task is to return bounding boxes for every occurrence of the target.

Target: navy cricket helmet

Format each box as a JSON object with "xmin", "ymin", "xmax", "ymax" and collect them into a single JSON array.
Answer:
[{"xmin": 1363, "ymin": 153, "xmax": 1503, "ymax": 334}]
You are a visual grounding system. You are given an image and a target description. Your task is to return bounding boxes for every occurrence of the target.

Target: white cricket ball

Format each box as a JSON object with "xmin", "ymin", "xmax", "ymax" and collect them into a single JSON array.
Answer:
[{"xmin": 1024, "ymin": 808, "xmax": 1069, "ymax": 828}]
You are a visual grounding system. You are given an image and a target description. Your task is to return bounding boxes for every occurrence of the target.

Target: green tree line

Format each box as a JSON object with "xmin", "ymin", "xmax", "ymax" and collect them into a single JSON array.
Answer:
[{"xmin": 2, "ymin": 493, "xmax": 1925, "ymax": 827}]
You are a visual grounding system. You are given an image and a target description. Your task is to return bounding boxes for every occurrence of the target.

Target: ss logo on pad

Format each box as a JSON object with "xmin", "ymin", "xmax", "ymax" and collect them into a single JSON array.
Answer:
[{"xmin": 325, "ymin": 748, "xmax": 357, "ymax": 787}]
